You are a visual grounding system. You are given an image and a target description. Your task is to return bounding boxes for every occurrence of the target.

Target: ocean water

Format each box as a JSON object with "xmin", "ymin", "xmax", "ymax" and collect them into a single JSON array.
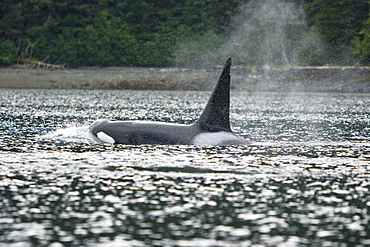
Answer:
[{"xmin": 0, "ymin": 88, "xmax": 369, "ymax": 246}]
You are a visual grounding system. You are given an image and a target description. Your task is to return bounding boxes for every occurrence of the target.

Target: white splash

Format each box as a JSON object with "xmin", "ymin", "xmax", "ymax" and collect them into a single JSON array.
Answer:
[{"xmin": 40, "ymin": 125, "xmax": 94, "ymax": 143}]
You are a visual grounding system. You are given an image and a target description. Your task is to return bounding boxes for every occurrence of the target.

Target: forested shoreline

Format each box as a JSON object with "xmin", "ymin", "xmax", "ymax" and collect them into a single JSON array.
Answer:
[{"xmin": 0, "ymin": 0, "xmax": 369, "ymax": 68}]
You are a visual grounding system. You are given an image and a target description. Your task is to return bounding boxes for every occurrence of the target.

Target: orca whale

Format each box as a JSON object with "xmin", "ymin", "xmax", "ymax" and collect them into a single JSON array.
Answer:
[{"xmin": 89, "ymin": 58, "xmax": 249, "ymax": 146}]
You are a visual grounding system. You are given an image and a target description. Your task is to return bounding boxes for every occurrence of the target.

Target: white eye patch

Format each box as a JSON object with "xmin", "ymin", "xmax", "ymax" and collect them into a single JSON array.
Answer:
[{"xmin": 97, "ymin": 132, "xmax": 115, "ymax": 144}]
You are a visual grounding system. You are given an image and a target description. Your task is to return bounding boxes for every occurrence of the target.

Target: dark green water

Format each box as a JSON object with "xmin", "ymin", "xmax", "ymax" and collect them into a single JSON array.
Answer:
[{"xmin": 0, "ymin": 89, "xmax": 369, "ymax": 246}]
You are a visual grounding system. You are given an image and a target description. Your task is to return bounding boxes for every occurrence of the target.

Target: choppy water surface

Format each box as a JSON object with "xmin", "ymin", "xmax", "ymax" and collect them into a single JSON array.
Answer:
[{"xmin": 0, "ymin": 89, "xmax": 369, "ymax": 246}]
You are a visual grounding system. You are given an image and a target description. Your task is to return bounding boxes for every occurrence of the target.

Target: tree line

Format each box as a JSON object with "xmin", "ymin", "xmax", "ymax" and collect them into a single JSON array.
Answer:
[{"xmin": 0, "ymin": 0, "xmax": 369, "ymax": 67}]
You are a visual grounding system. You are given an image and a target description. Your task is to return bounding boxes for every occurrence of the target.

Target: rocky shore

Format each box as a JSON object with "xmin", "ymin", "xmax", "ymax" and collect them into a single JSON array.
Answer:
[{"xmin": 1, "ymin": 65, "xmax": 369, "ymax": 93}]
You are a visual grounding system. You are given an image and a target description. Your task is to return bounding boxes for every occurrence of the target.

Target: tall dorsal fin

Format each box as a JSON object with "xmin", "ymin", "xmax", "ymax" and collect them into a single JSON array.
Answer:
[{"xmin": 195, "ymin": 58, "xmax": 231, "ymax": 131}]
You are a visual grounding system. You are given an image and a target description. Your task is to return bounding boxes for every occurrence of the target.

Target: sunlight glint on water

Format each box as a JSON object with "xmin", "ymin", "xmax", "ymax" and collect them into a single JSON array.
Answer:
[{"xmin": 0, "ymin": 89, "xmax": 369, "ymax": 246}]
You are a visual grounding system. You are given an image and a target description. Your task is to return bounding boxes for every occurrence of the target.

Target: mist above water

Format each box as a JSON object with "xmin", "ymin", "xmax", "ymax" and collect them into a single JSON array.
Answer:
[{"xmin": 175, "ymin": 0, "xmax": 324, "ymax": 68}]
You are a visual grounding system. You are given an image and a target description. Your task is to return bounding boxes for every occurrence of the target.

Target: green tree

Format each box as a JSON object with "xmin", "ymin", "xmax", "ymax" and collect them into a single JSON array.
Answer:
[
  {"xmin": 46, "ymin": 10, "xmax": 136, "ymax": 66},
  {"xmin": 353, "ymin": 14, "xmax": 370, "ymax": 65},
  {"xmin": 0, "ymin": 39, "xmax": 17, "ymax": 65},
  {"xmin": 304, "ymin": 0, "xmax": 369, "ymax": 64},
  {"xmin": 0, "ymin": 0, "xmax": 244, "ymax": 66},
  {"xmin": 4, "ymin": 0, "xmax": 367, "ymax": 67},
  {"xmin": 117, "ymin": 0, "xmax": 243, "ymax": 66}
]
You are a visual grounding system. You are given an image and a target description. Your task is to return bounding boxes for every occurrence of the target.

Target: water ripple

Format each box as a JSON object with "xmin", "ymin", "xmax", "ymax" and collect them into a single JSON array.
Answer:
[{"xmin": 1, "ymin": 89, "xmax": 370, "ymax": 246}]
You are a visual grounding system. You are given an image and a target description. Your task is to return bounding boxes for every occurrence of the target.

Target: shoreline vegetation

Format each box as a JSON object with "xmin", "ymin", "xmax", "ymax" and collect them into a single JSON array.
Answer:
[
  {"xmin": 1, "ymin": 1, "xmax": 369, "ymax": 69},
  {"xmin": 1, "ymin": 65, "xmax": 369, "ymax": 93}
]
